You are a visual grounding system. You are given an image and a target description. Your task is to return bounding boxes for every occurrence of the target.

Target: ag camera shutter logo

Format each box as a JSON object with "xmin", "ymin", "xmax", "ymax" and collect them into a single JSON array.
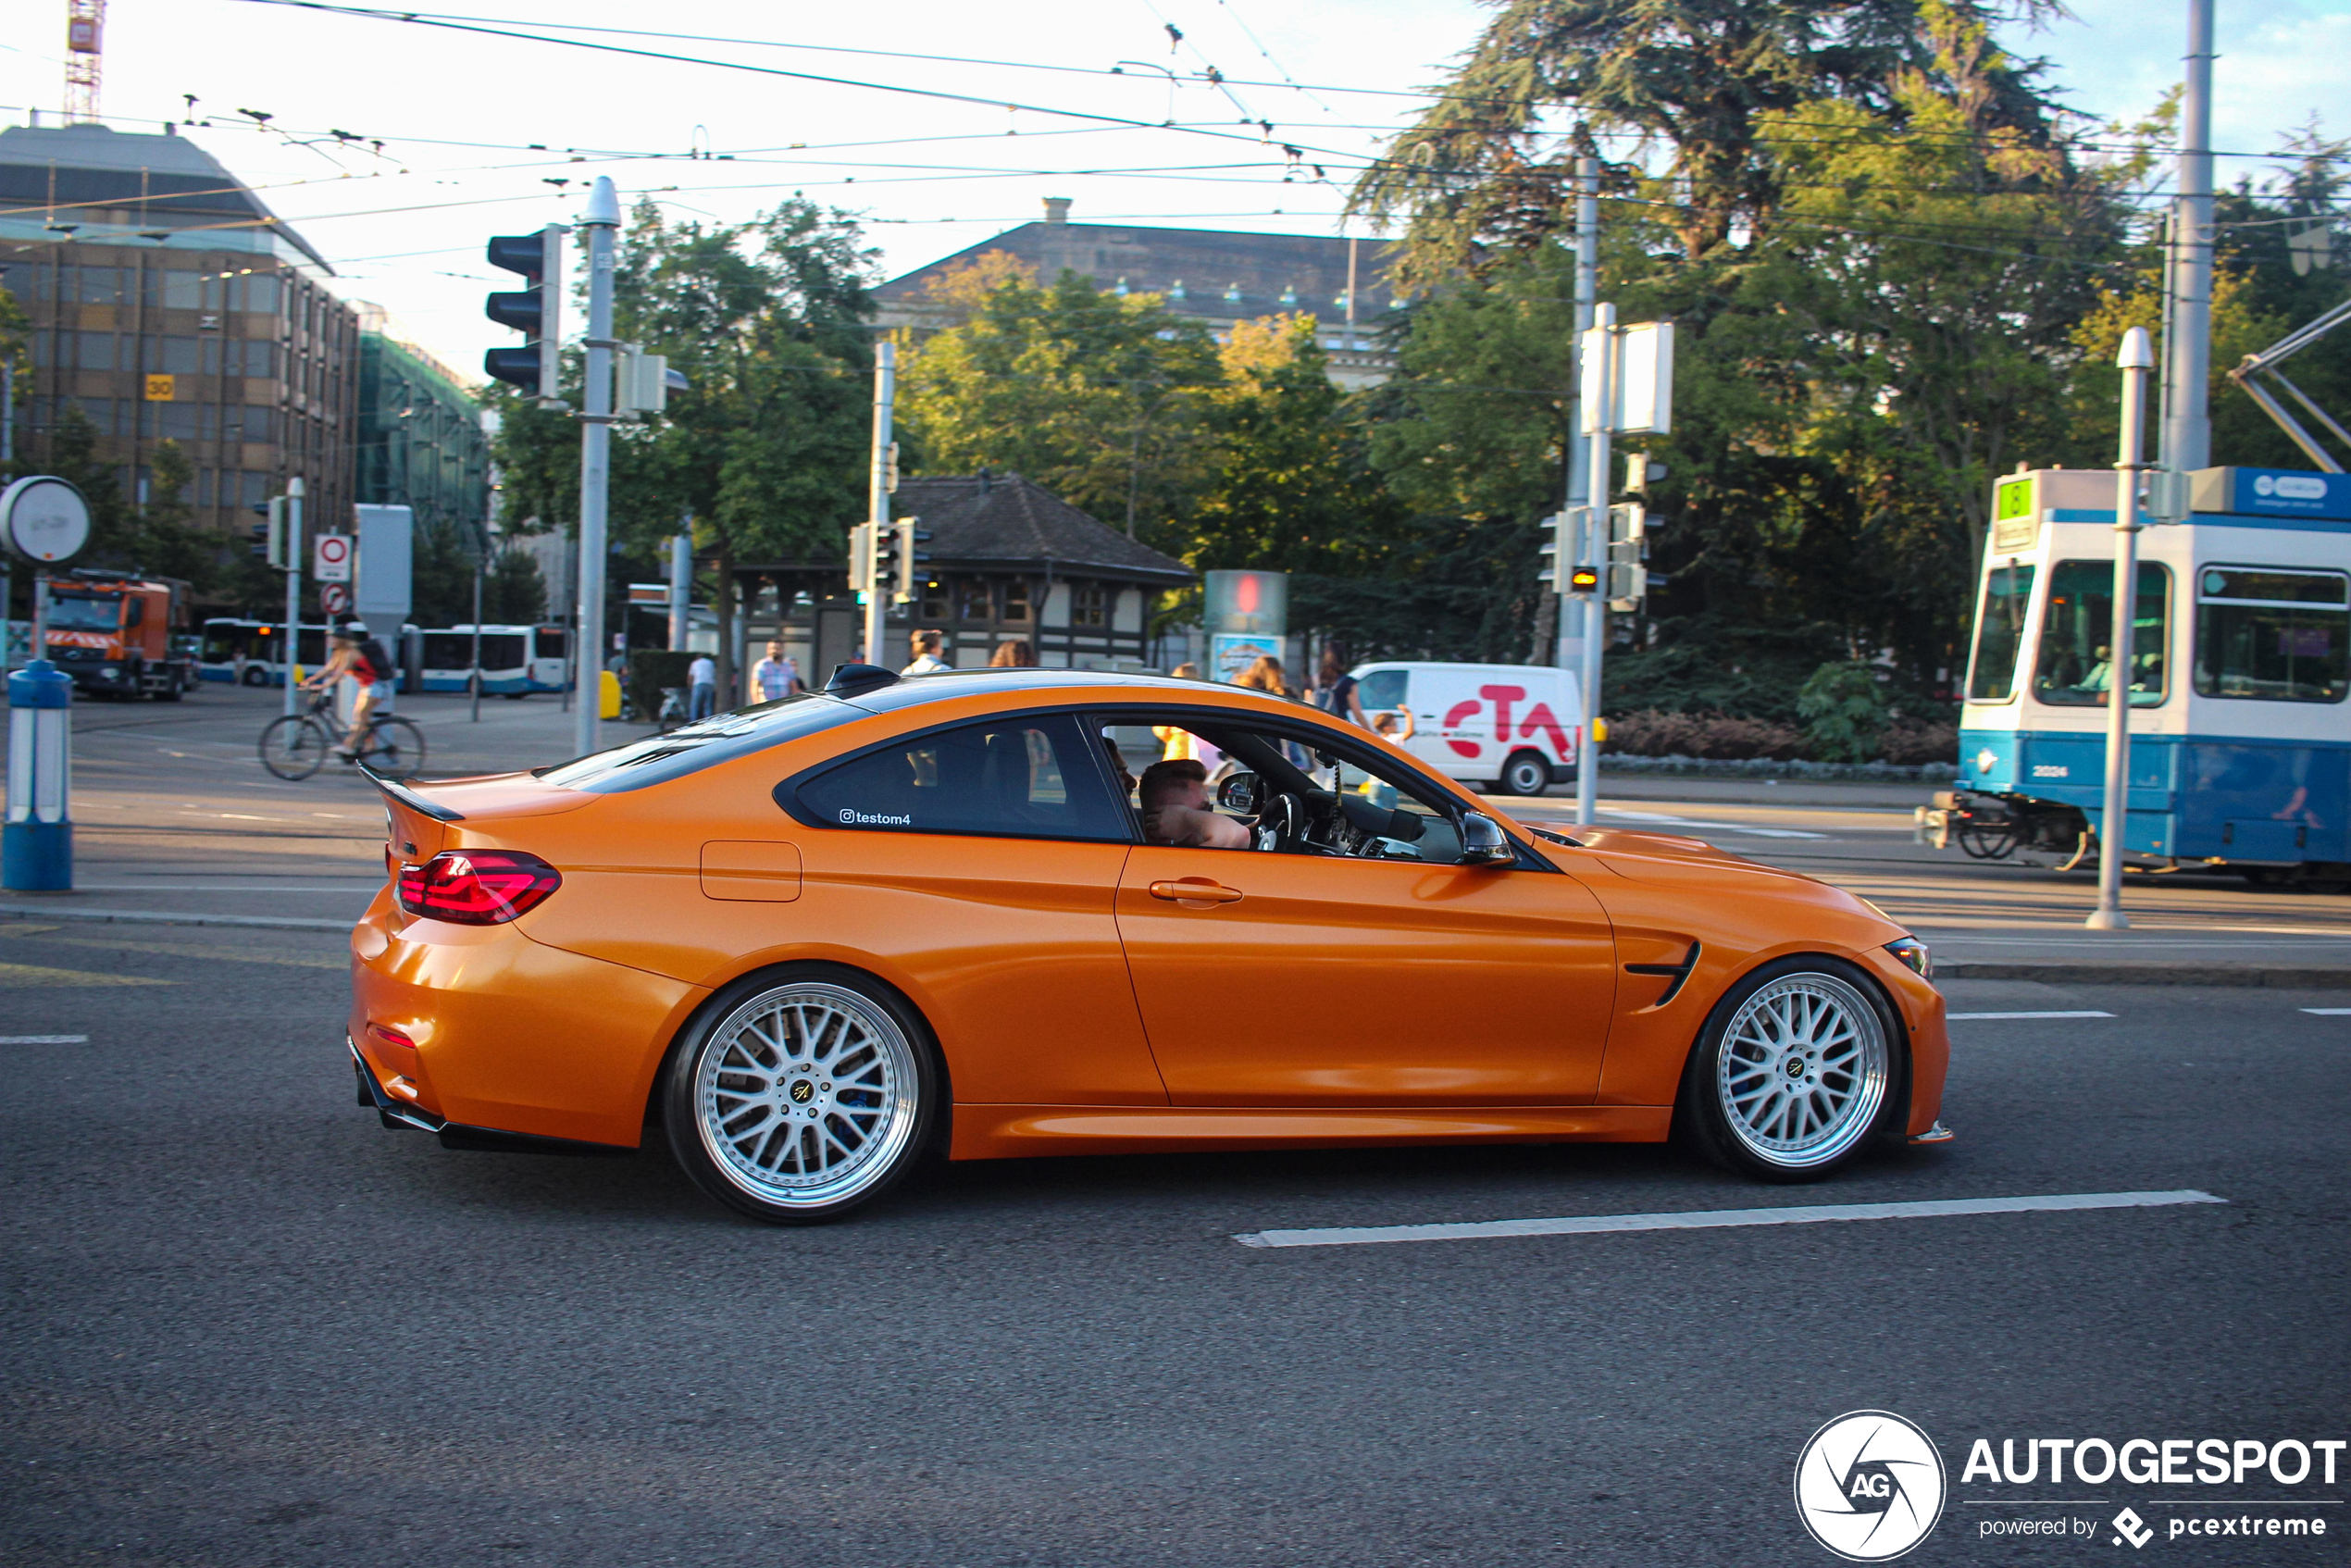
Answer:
[{"xmin": 1795, "ymin": 1410, "xmax": 1947, "ymax": 1561}]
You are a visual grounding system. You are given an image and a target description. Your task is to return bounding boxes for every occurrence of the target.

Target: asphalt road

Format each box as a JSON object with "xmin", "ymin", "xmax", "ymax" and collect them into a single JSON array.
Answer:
[{"xmin": 1, "ymin": 930, "xmax": 2344, "ymax": 1566}]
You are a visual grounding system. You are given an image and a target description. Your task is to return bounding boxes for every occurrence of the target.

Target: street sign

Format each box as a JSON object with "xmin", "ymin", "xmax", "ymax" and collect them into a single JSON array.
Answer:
[
  {"xmin": 1579, "ymin": 320, "xmax": 1675, "ymax": 435},
  {"xmin": 0, "ymin": 477, "xmax": 91, "ymax": 564},
  {"xmin": 313, "ymin": 532, "xmax": 353, "ymax": 583},
  {"xmin": 143, "ymin": 374, "xmax": 176, "ymax": 402},
  {"xmin": 320, "ymin": 582, "xmax": 351, "ymax": 616},
  {"xmin": 628, "ymin": 582, "xmax": 670, "ymax": 605}
]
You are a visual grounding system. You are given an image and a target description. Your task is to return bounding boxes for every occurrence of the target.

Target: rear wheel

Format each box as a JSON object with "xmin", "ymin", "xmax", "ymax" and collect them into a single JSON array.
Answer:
[
  {"xmin": 363, "ymin": 716, "xmax": 427, "ymax": 775},
  {"xmin": 664, "ymin": 968, "xmax": 939, "ymax": 1225},
  {"xmin": 1680, "ymin": 957, "xmax": 1898, "ymax": 1182},
  {"xmin": 259, "ymin": 715, "xmax": 330, "ymax": 780},
  {"xmin": 1498, "ymin": 749, "xmax": 1552, "ymax": 796}
]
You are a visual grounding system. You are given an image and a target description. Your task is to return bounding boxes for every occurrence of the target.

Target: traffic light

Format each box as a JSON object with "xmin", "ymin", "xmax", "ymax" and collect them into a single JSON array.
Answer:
[
  {"xmin": 887, "ymin": 518, "xmax": 931, "ymax": 604},
  {"xmin": 483, "ymin": 224, "xmax": 566, "ymax": 401},
  {"xmin": 1607, "ymin": 502, "xmax": 1647, "ymax": 609},
  {"xmin": 846, "ymin": 522, "xmax": 877, "ymax": 600},
  {"xmin": 1568, "ymin": 564, "xmax": 1601, "ymax": 594},
  {"xmin": 250, "ymin": 495, "xmax": 289, "ymax": 568}
]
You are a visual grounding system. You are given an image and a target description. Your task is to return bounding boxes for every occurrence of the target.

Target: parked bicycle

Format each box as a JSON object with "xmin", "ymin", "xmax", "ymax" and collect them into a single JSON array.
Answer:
[{"xmin": 259, "ymin": 690, "xmax": 427, "ymax": 780}]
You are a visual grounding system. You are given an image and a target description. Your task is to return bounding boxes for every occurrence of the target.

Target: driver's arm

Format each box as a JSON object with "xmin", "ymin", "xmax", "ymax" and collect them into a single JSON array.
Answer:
[{"xmin": 1147, "ymin": 803, "xmax": 1250, "ymax": 850}]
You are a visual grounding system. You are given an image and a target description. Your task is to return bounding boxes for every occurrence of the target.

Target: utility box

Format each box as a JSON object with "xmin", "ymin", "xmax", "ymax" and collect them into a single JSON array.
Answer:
[{"xmin": 353, "ymin": 504, "xmax": 414, "ymax": 632}]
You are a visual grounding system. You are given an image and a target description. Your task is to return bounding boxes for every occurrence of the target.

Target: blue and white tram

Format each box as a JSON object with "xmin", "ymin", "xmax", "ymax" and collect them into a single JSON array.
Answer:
[
  {"xmin": 417, "ymin": 624, "xmax": 571, "ymax": 696},
  {"xmin": 1925, "ymin": 466, "xmax": 2351, "ymax": 888}
]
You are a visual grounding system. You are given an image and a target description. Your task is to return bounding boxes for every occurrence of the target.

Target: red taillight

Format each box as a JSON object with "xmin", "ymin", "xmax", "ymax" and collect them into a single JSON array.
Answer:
[
  {"xmin": 395, "ymin": 850, "xmax": 561, "ymax": 925},
  {"xmin": 368, "ymin": 1023, "xmax": 416, "ymax": 1050}
]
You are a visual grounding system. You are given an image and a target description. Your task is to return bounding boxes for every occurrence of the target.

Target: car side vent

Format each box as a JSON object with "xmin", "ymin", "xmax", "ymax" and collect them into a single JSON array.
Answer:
[{"xmin": 825, "ymin": 662, "xmax": 901, "ymax": 698}]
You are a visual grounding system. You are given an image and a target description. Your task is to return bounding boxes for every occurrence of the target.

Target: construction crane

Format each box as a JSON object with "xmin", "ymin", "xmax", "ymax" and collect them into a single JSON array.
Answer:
[
  {"xmin": 65, "ymin": 1, "xmax": 104, "ymax": 123},
  {"xmin": 2228, "ymin": 292, "xmax": 2351, "ymax": 474}
]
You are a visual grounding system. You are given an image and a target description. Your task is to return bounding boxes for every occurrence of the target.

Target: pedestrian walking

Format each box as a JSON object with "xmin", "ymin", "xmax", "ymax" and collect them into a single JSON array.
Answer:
[
  {"xmin": 687, "ymin": 652, "xmax": 717, "ymax": 720},
  {"xmin": 989, "ymin": 639, "xmax": 1036, "ymax": 668},
  {"xmin": 904, "ymin": 630, "xmax": 952, "ymax": 676},
  {"xmin": 1315, "ymin": 642, "xmax": 1371, "ymax": 728},
  {"xmin": 751, "ymin": 641, "xmax": 799, "ymax": 703}
]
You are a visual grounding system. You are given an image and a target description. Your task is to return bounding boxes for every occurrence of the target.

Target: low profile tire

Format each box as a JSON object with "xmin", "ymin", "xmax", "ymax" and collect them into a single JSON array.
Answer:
[
  {"xmin": 1498, "ymin": 749, "xmax": 1552, "ymax": 796},
  {"xmin": 1679, "ymin": 956, "xmax": 1901, "ymax": 1182},
  {"xmin": 663, "ymin": 967, "xmax": 940, "ymax": 1225}
]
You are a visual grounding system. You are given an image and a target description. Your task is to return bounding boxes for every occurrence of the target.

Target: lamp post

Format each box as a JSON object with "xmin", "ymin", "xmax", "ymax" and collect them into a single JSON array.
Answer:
[{"xmin": 2087, "ymin": 326, "xmax": 2155, "ymax": 931}]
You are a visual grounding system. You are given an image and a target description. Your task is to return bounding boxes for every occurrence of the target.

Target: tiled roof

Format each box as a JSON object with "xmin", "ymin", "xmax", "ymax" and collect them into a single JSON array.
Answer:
[{"xmin": 893, "ymin": 474, "xmax": 1193, "ymax": 585}]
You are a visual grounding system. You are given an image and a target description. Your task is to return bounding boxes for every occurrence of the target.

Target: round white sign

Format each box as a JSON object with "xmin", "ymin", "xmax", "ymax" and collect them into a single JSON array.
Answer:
[{"xmin": 0, "ymin": 477, "xmax": 93, "ymax": 564}]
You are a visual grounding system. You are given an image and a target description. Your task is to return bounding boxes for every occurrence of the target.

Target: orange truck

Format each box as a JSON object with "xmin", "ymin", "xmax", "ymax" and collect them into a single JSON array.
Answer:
[{"xmin": 40, "ymin": 571, "xmax": 197, "ymax": 700}]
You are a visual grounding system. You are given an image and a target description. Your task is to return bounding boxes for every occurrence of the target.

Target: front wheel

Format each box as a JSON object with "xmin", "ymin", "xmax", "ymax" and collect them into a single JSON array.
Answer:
[
  {"xmin": 1498, "ymin": 749, "xmax": 1552, "ymax": 796},
  {"xmin": 1680, "ymin": 958, "xmax": 1899, "ymax": 1182},
  {"xmin": 363, "ymin": 716, "xmax": 427, "ymax": 775},
  {"xmin": 664, "ymin": 969, "xmax": 939, "ymax": 1225},
  {"xmin": 259, "ymin": 715, "xmax": 330, "ymax": 780}
]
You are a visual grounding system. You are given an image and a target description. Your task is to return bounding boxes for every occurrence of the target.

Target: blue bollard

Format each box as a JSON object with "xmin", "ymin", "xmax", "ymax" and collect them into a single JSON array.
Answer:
[{"xmin": 4, "ymin": 660, "xmax": 73, "ymax": 891}]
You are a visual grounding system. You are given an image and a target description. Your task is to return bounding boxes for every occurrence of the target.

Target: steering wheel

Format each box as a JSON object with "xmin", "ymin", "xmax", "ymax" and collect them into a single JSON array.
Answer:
[{"xmin": 1252, "ymin": 790, "xmax": 1302, "ymax": 852}]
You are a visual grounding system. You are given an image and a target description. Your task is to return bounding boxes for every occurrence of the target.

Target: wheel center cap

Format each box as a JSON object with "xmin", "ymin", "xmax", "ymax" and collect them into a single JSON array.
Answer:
[
  {"xmin": 1785, "ymin": 1057, "xmax": 1807, "ymax": 1078},
  {"xmin": 789, "ymin": 1079, "xmax": 815, "ymax": 1104}
]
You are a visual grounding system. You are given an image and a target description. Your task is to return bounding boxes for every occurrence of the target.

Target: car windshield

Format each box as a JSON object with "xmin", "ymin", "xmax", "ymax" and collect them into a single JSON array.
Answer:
[
  {"xmin": 540, "ymin": 694, "xmax": 865, "ymax": 792},
  {"xmin": 46, "ymin": 593, "xmax": 120, "ymax": 630}
]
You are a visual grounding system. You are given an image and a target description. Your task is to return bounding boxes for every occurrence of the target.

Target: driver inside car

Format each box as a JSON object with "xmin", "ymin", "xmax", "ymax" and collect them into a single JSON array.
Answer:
[{"xmin": 1138, "ymin": 758, "xmax": 1251, "ymax": 850}]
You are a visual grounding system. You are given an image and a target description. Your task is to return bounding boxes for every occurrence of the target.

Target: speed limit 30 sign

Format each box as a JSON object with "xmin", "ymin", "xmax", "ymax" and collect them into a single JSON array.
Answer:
[{"xmin": 314, "ymin": 533, "xmax": 353, "ymax": 582}]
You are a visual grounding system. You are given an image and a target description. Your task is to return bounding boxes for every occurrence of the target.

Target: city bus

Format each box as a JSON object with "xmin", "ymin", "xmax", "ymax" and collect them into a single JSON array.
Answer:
[
  {"xmin": 417, "ymin": 624, "xmax": 570, "ymax": 696},
  {"xmin": 197, "ymin": 617, "xmax": 330, "ymax": 687},
  {"xmin": 1921, "ymin": 465, "xmax": 2351, "ymax": 890}
]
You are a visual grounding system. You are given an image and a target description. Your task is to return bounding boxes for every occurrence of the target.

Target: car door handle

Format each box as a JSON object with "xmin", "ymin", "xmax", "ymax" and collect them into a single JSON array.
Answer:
[{"xmin": 1148, "ymin": 878, "xmax": 1243, "ymax": 904}]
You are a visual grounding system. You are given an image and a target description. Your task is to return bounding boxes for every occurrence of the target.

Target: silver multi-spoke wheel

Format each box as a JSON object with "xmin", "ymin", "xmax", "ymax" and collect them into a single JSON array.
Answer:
[
  {"xmin": 1713, "ymin": 972, "xmax": 1889, "ymax": 1171},
  {"xmin": 690, "ymin": 981, "xmax": 922, "ymax": 1213}
]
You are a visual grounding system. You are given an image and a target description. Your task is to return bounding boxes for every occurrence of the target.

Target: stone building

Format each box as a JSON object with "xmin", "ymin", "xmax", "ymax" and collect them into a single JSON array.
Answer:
[
  {"xmin": 871, "ymin": 198, "xmax": 1401, "ymax": 391},
  {"xmin": 0, "ymin": 120, "xmax": 358, "ymax": 543}
]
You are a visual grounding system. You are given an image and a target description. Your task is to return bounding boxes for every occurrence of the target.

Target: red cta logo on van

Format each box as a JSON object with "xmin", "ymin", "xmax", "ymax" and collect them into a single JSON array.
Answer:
[{"xmin": 1443, "ymin": 684, "xmax": 1574, "ymax": 761}]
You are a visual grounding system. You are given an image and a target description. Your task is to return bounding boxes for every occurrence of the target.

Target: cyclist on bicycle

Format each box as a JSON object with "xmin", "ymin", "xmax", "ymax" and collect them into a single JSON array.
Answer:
[{"xmin": 303, "ymin": 622, "xmax": 393, "ymax": 761}]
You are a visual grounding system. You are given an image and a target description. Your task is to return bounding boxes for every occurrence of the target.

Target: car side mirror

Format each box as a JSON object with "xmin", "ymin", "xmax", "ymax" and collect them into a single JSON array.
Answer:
[
  {"xmin": 1217, "ymin": 771, "xmax": 1262, "ymax": 815},
  {"xmin": 1459, "ymin": 811, "xmax": 1514, "ymax": 866}
]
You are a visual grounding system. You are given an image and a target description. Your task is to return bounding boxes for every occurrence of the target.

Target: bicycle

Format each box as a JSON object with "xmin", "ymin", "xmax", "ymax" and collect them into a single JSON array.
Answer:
[{"xmin": 259, "ymin": 689, "xmax": 428, "ymax": 780}]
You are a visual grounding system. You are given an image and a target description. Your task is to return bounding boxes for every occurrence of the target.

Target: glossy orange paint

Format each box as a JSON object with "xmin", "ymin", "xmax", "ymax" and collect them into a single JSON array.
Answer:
[{"xmin": 348, "ymin": 673, "xmax": 1947, "ymax": 1164}]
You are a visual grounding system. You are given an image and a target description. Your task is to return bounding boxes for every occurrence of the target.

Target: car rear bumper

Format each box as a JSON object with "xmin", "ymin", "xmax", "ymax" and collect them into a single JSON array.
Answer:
[{"xmin": 349, "ymin": 899, "xmax": 707, "ymax": 1148}]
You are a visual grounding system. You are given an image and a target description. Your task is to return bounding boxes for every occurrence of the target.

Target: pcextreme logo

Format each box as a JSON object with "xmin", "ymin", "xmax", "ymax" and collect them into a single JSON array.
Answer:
[{"xmin": 1795, "ymin": 1410, "xmax": 1948, "ymax": 1562}]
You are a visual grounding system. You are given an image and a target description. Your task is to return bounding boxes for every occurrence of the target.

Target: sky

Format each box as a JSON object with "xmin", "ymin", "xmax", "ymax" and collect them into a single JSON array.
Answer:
[{"xmin": 3, "ymin": 0, "xmax": 2346, "ymax": 379}]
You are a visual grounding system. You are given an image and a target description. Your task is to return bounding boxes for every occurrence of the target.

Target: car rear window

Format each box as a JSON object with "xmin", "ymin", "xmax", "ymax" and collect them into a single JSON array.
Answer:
[{"xmin": 540, "ymin": 694, "xmax": 865, "ymax": 793}]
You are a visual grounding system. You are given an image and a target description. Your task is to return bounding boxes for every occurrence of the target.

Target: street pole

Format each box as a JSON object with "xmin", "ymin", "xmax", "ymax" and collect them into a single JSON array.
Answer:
[
  {"xmin": 864, "ymin": 340, "xmax": 896, "ymax": 669},
  {"xmin": 1559, "ymin": 153, "xmax": 1598, "ymax": 671},
  {"xmin": 669, "ymin": 524, "xmax": 691, "ymax": 651},
  {"xmin": 2162, "ymin": 0, "xmax": 2216, "ymax": 472},
  {"xmin": 2089, "ymin": 327, "xmax": 2155, "ymax": 931},
  {"xmin": 1575, "ymin": 302, "xmax": 1615, "ymax": 829},
  {"xmin": 468, "ymin": 553, "xmax": 483, "ymax": 724},
  {"xmin": 282, "ymin": 476, "xmax": 304, "ymax": 717},
  {"xmin": 573, "ymin": 176, "xmax": 620, "ymax": 758}
]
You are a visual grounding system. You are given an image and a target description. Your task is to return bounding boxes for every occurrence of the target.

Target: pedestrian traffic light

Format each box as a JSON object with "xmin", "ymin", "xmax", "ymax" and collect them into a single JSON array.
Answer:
[
  {"xmin": 887, "ymin": 518, "xmax": 932, "ymax": 604},
  {"xmin": 483, "ymin": 223, "xmax": 566, "ymax": 401},
  {"xmin": 882, "ymin": 442, "xmax": 902, "ymax": 494},
  {"xmin": 1606, "ymin": 502, "xmax": 1648, "ymax": 609}
]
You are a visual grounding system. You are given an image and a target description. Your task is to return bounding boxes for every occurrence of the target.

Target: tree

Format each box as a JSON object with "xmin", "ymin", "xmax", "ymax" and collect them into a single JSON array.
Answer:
[
  {"xmin": 902, "ymin": 268, "xmax": 1221, "ymax": 541},
  {"xmin": 1353, "ymin": 0, "xmax": 2064, "ymax": 277},
  {"xmin": 496, "ymin": 196, "xmax": 877, "ymax": 694}
]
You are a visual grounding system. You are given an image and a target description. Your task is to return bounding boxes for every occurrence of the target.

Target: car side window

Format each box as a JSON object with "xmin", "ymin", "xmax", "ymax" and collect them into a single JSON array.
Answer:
[{"xmin": 789, "ymin": 712, "xmax": 1130, "ymax": 841}]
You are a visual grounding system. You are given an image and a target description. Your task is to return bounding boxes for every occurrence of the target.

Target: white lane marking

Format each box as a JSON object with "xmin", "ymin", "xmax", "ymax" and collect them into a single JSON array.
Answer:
[
  {"xmin": 1597, "ymin": 807, "xmax": 1826, "ymax": 840},
  {"xmin": 1947, "ymin": 1010, "xmax": 2117, "ymax": 1020},
  {"xmin": 0, "ymin": 1035, "xmax": 90, "ymax": 1044},
  {"xmin": 2301, "ymin": 1008, "xmax": 2351, "ymax": 1015},
  {"xmin": 1232, "ymin": 1189, "xmax": 2223, "ymax": 1250}
]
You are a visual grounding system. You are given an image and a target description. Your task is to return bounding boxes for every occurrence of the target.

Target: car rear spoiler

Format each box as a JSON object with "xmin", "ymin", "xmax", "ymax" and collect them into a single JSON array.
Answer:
[{"xmin": 358, "ymin": 764, "xmax": 466, "ymax": 823}]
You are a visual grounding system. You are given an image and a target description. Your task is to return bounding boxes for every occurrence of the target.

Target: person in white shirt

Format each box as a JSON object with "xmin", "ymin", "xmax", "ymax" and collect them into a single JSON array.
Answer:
[
  {"xmin": 751, "ymin": 641, "xmax": 800, "ymax": 703},
  {"xmin": 902, "ymin": 629, "xmax": 952, "ymax": 676},
  {"xmin": 687, "ymin": 653, "xmax": 718, "ymax": 719}
]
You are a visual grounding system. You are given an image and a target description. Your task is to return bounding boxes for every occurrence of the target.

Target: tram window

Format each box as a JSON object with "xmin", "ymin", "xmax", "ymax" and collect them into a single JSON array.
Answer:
[
  {"xmin": 1965, "ymin": 566, "xmax": 2036, "ymax": 701},
  {"xmin": 2031, "ymin": 560, "xmax": 2170, "ymax": 707},
  {"xmin": 2194, "ymin": 566, "xmax": 2348, "ymax": 704}
]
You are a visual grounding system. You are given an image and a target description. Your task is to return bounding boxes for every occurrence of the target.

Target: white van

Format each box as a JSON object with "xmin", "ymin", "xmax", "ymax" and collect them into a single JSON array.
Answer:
[{"xmin": 1349, "ymin": 662, "xmax": 1585, "ymax": 796}]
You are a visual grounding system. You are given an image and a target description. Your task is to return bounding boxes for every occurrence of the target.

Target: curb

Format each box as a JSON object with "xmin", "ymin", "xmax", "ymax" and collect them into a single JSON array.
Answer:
[
  {"xmin": 0, "ymin": 906, "xmax": 352, "ymax": 933},
  {"xmin": 1938, "ymin": 961, "xmax": 2351, "ymax": 989}
]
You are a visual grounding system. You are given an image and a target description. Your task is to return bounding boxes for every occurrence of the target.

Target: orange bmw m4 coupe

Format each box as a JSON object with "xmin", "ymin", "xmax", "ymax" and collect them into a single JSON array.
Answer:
[{"xmin": 350, "ymin": 665, "xmax": 1949, "ymax": 1224}]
